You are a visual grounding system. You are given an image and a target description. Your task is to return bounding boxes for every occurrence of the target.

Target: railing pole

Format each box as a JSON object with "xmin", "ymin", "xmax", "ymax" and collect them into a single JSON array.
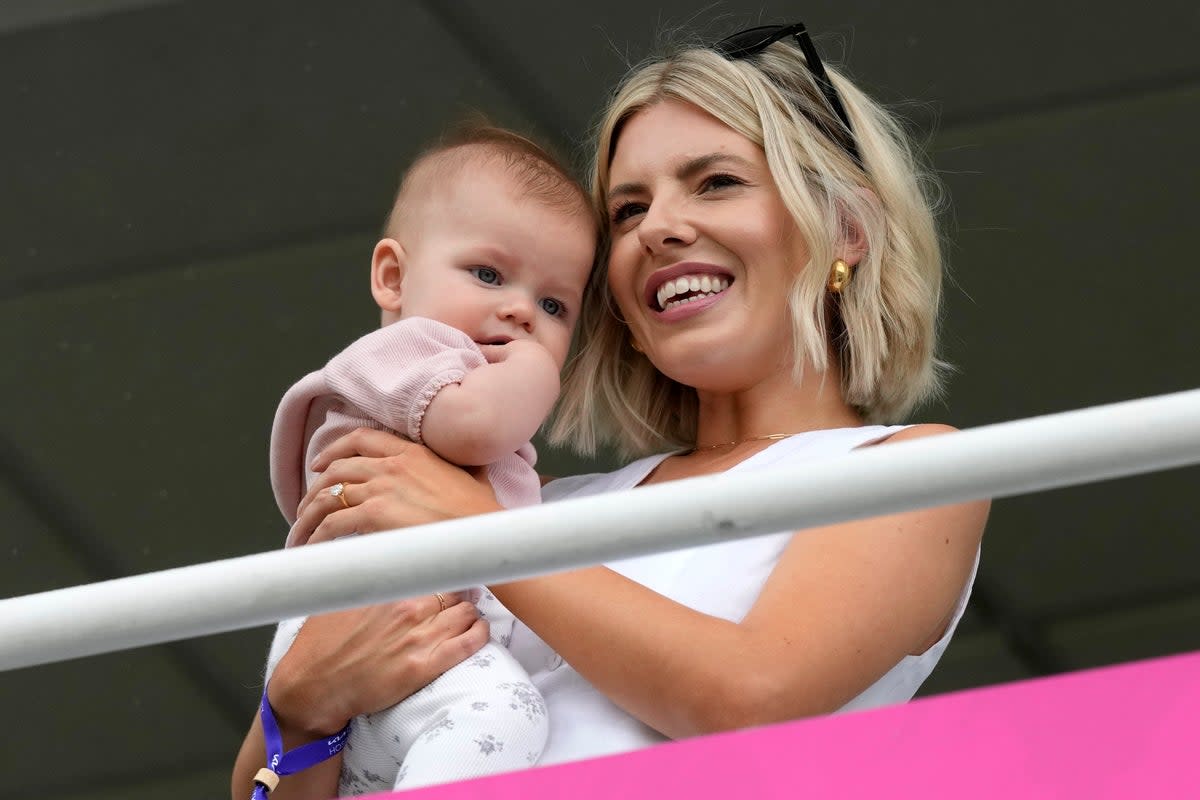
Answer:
[{"xmin": 2, "ymin": 388, "xmax": 1198, "ymax": 672}]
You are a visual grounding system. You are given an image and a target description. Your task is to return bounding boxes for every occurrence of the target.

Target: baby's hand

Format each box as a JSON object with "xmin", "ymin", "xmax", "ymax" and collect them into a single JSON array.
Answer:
[
  {"xmin": 477, "ymin": 343, "xmax": 512, "ymax": 364},
  {"xmin": 422, "ymin": 338, "xmax": 562, "ymax": 463},
  {"xmin": 479, "ymin": 339, "xmax": 562, "ymax": 400},
  {"xmin": 479, "ymin": 339, "xmax": 555, "ymax": 369}
]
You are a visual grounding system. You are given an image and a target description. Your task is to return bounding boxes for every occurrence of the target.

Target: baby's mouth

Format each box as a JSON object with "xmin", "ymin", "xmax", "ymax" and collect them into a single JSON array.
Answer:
[{"xmin": 653, "ymin": 274, "xmax": 733, "ymax": 311}]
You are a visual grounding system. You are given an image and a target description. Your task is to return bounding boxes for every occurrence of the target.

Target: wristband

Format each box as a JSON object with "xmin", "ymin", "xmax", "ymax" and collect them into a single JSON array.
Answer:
[{"xmin": 252, "ymin": 685, "xmax": 352, "ymax": 799}]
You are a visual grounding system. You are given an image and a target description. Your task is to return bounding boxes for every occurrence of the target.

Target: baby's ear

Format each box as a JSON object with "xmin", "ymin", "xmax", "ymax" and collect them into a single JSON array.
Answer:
[{"xmin": 370, "ymin": 238, "xmax": 406, "ymax": 316}]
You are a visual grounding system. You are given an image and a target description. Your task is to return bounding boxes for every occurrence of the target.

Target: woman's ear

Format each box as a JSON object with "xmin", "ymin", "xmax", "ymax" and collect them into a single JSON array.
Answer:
[
  {"xmin": 370, "ymin": 238, "xmax": 406, "ymax": 318},
  {"xmin": 838, "ymin": 188, "xmax": 877, "ymax": 267}
]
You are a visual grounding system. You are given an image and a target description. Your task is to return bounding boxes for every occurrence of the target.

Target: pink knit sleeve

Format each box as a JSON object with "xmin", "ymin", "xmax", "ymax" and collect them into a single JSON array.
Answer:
[
  {"xmin": 269, "ymin": 319, "xmax": 487, "ymax": 531},
  {"xmin": 320, "ymin": 318, "xmax": 487, "ymax": 443}
]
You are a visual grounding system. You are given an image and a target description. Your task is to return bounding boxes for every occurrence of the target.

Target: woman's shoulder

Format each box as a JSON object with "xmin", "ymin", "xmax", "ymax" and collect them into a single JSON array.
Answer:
[
  {"xmin": 541, "ymin": 452, "xmax": 672, "ymax": 502},
  {"xmin": 752, "ymin": 424, "xmax": 910, "ymax": 461},
  {"xmin": 868, "ymin": 422, "xmax": 959, "ymax": 446}
]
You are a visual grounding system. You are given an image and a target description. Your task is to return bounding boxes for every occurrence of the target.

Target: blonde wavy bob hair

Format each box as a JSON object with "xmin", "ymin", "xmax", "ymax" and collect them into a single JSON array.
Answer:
[{"xmin": 549, "ymin": 39, "xmax": 946, "ymax": 458}]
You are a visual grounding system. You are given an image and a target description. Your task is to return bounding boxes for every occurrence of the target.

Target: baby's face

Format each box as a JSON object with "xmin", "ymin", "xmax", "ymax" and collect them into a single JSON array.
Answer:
[{"xmin": 394, "ymin": 163, "xmax": 595, "ymax": 369}]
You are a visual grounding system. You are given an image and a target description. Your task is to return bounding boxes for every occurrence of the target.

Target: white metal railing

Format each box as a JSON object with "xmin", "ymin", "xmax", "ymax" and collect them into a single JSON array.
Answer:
[{"xmin": 2, "ymin": 388, "xmax": 1199, "ymax": 672}]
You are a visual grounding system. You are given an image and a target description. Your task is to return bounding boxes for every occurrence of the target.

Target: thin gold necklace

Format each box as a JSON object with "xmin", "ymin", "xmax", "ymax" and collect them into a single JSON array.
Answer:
[{"xmin": 689, "ymin": 432, "xmax": 798, "ymax": 452}]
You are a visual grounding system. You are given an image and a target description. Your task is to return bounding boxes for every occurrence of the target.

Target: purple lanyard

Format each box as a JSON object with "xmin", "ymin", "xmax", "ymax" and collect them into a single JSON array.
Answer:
[{"xmin": 251, "ymin": 686, "xmax": 352, "ymax": 799}]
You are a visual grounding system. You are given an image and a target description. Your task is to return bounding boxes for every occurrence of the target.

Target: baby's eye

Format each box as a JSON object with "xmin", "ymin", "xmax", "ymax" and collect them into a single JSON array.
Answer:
[
  {"xmin": 539, "ymin": 297, "xmax": 566, "ymax": 317},
  {"xmin": 471, "ymin": 266, "xmax": 501, "ymax": 285}
]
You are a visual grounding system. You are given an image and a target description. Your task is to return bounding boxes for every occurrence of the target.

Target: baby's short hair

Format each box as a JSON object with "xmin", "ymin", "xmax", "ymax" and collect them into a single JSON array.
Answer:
[{"xmin": 382, "ymin": 120, "xmax": 595, "ymax": 236}]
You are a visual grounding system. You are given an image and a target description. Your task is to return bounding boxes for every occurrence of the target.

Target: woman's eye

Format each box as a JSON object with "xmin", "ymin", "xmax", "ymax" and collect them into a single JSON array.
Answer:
[
  {"xmin": 610, "ymin": 201, "xmax": 646, "ymax": 224},
  {"xmin": 471, "ymin": 267, "xmax": 501, "ymax": 285},
  {"xmin": 701, "ymin": 173, "xmax": 745, "ymax": 192},
  {"xmin": 539, "ymin": 297, "xmax": 565, "ymax": 317}
]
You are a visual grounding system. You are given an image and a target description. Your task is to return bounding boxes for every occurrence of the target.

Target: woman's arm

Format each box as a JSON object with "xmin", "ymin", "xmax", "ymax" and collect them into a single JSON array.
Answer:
[
  {"xmin": 230, "ymin": 596, "xmax": 489, "ymax": 800},
  {"xmin": 499, "ymin": 425, "xmax": 986, "ymax": 736},
  {"xmin": 295, "ymin": 426, "xmax": 987, "ymax": 739},
  {"xmin": 233, "ymin": 712, "xmax": 341, "ymax": 800}
]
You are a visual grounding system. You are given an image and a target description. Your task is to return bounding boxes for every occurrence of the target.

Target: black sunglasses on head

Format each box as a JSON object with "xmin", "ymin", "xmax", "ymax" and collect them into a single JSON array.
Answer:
[{"xmin": 714, "ymin": 23, "xmax": 863, "ymax": 168}]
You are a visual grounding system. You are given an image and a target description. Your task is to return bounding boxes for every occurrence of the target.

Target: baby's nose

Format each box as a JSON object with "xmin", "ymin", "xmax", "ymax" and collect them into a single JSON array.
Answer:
[{"xmin": 499, "ymin": 295, "xmax": 535, "ymax": 329}]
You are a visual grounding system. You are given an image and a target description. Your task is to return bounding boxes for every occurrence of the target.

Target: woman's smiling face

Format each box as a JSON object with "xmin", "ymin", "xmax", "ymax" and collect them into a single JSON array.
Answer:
[{"xmin": 604, "ymin": 99, "xmax": 812, "ymax": 392}]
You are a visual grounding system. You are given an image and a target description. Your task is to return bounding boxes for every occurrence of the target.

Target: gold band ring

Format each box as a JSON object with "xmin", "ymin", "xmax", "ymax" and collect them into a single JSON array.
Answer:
[
  {"xmin": 435, "ymin": 592, "xmax": 448, "ymax": 612},
  {"xmin": 329, "ymin": 482, "xmax": 350, "ymax": 509}
]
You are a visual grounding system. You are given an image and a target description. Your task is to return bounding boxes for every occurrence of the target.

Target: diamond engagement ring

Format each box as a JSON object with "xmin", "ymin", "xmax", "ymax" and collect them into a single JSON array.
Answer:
[{"xmin": 329, "ymin": 482, "xmax": 350, "ymax": 509}]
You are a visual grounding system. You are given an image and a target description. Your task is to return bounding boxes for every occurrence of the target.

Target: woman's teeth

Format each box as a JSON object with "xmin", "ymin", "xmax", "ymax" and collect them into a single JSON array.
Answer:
[{"xmin": 656, "ymin": 274, "xmax": 731, "ymax": 311}]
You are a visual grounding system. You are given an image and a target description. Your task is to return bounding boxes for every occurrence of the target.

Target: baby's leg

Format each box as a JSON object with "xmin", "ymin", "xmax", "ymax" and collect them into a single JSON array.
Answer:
[
  {"xmin": 337, "ymin": 640, "xmax": 548, "ymax": 794},
  {"xmin": 401, "ymin": 641, "xmax": 547, "ymax": 790}
]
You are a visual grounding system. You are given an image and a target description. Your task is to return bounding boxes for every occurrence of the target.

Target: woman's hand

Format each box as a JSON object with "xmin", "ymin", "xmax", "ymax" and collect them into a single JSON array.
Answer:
[
  {"xmin": 232, "ymin": 593, "xmax": 488, "ymax": 800},
  {"xmin": 289, "ymin": 428, "xmax": 504, "ymax": 546},
  {"xmin": 270, "ymin": 592, "xmax": 487, "ymax": 734}
]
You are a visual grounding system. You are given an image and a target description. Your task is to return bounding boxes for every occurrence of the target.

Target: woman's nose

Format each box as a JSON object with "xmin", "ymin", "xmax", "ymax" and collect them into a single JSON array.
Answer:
[{"xmin": 636, "ymin": 197, "xmax": 696, "ymax": 253}]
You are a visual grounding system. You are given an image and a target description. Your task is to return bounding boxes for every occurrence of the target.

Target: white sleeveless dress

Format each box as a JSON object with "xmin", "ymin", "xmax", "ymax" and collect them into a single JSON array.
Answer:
[{"xmin": 507, "ymin": 425, "xmax": 980, "ymax": 766}]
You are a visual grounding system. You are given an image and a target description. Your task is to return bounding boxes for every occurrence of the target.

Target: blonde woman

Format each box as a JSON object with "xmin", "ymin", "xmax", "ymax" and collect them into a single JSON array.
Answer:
[{"xmin": 233, "ymin": 23, "xmax": 988, "ymax": 799}]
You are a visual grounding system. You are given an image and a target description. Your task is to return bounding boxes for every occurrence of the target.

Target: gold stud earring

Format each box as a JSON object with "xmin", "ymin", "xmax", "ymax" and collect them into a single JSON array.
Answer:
[
  {"xmin": 827, "ymin": 259, "xmax": 853, "ymax": 293},
  {"xmin": 630, "ymin": 338, "xmax": 644, "ymax": 353}
]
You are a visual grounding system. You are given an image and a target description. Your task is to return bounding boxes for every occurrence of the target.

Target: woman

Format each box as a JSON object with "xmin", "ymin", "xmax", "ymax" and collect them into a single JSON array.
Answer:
[{"xmin": 233, "ymin": 23, "xmax": 988, "ymax": 798}]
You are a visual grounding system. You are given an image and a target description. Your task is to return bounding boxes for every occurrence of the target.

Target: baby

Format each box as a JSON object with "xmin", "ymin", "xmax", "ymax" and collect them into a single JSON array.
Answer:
[{"xmin": 263, "ymin": 125, "xmax": 597, "ymax": 794}]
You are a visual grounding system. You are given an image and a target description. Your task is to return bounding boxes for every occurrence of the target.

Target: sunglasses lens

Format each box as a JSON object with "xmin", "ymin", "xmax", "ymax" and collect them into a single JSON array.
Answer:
[
  {"xmin": 714, "ymin": 25, "xmax": 786, "ymax": 58},
  {"xmin": 712, "ymin": 22, "xmax": 863, "ymax": 169}
]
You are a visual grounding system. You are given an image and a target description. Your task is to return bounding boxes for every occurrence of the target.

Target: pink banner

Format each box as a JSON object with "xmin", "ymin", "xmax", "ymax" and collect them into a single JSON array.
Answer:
[{"xmin": 365, "ymin": 651, "xmax": 1200, "ymax": 798}]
